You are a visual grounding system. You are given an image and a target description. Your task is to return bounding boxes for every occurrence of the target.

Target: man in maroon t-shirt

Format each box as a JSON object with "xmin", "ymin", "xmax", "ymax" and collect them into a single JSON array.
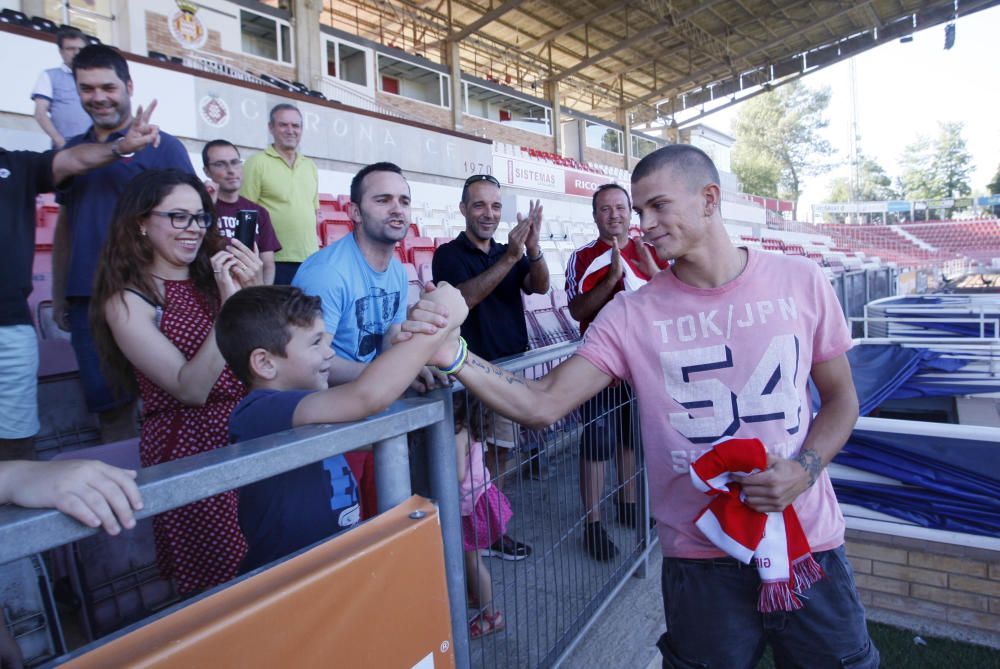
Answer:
[
  {"xmin": 564, "ymin": 183, "xmax": 667, "ymax": 561},
  {"xmin": 202, "ymin": 139, "xmax": 282, "ymax": 284}
]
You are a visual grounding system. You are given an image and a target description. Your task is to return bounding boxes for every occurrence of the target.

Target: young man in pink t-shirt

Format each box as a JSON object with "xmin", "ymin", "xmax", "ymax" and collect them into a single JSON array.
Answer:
[{"xmin": 421, "ymin": 145, "xmax": 878, "ymax": 667}]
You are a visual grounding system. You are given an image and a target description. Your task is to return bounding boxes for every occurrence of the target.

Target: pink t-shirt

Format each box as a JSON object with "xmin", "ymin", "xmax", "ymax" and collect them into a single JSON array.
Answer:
[{"xmin": 577, "ymin": 248, "xmax": 852, "ymax": 558}]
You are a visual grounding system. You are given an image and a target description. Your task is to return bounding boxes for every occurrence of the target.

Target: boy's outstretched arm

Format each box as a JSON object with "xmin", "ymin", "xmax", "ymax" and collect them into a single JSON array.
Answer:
[
  {"xmin": 394, "ymin": 281, "xmax": 614, "ymax": 430},
  {"xmin": 293, "ymin": 283, "xmax": 468, "ymax": 425}
]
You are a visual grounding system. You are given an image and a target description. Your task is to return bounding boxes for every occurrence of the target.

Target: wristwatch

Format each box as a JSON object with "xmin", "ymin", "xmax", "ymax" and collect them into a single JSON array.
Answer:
[{"xmin": 110, "ymin": 137, "xmax": 134, "ymax": 158}]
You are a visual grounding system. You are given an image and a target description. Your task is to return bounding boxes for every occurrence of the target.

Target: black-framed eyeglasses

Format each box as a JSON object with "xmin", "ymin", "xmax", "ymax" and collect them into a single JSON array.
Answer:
[
  {"xmin": 206, "ymin": 159, "xmax": 244, "ymax": 170},
  {"xmin": 150, "ymin": 211, "xmax": 213, "ymax": 229},
  {"xmin": 464, "ymin": 174, "xmax": 500, "ymax": 188}
]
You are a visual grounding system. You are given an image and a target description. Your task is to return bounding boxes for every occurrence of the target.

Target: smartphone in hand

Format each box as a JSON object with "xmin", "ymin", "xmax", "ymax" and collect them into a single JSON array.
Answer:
[{"xmin": 235, "ymin": 210, "xmax": 258, "ymax": 248}]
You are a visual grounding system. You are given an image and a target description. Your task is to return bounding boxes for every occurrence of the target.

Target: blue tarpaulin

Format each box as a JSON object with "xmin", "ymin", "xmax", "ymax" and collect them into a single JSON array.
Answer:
[
  {"xmin": 813, "ymin": 344, "xmax": 996, "ymax": 414},
  {"xmin": 832, "ymin": 429, "xmax": 1000, "ymax": 538}
]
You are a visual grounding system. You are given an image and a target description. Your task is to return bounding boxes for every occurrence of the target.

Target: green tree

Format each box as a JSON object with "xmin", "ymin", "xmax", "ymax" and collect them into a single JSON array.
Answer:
[
  {"xmin": 898, "ymin": 122, "xmax": 974, "ymax": 199},
  {"xmin": 731, "ymin": 81, "xmax": 834, "ymax": 218},
  {"xmin": 827, "ymin": 155, "xmax": 896, "ymax": 203},
  {"xmin": 987, "ymin": 163, "xmax": 1000, "ymax": 194}
]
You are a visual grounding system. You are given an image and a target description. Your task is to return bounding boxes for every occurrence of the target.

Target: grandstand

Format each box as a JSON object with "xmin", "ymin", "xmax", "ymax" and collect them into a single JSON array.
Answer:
[{"xmin": 3, "ymin": 0, "xmax": 1000, "ymax": 666}]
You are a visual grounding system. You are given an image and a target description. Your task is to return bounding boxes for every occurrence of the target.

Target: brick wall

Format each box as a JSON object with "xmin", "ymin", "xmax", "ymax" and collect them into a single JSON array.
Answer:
[
  {"xmin": 845, "ymin": 529, "xmax": 1000, "ymax": 647},
  {"xmin": 374, "ymin": 92, "xmax": 452, "ymax": 128},
  {"xmin": 461, "ymin": 116, "xmax": 555, "ymax": 153},
  {"xmin": 583, "ymin": 145, "xmax": 626, "ymax": 169},
  {"xmin": 145, "ymin": 11, "xmax": 296, "ymax": 83}
]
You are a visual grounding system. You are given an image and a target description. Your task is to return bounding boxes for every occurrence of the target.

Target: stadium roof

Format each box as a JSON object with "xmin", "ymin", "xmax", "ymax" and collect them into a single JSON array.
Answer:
[{"xmin": 336, "ymin": 0, "xmax": 1000, "ymax": 124}]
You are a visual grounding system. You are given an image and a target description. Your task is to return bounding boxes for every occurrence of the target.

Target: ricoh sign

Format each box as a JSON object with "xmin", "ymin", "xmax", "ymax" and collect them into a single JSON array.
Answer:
[{"xmin": 564, "ymin": 172, "xmax": 612, "ymax": 197}]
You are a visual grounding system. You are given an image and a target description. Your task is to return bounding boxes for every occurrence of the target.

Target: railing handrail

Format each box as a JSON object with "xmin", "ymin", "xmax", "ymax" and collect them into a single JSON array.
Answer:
[{"xmin": 0, "ymin": 396, "xmax": 444, "ymax": 566}]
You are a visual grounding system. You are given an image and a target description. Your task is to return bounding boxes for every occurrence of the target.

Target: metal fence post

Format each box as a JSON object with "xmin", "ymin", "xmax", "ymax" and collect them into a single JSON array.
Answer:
[
  {"xmin": 374, "ymin": 434, "xmax": 412, "ymax": 513},
  {"xmin": 422, "ymin": 387, "xmax": 470, "ymax": 669}
]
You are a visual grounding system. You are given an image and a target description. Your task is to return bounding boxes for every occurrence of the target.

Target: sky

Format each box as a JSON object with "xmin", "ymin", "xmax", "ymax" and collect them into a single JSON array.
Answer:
[{"xmin": 698, "ymin": 5, "xmax": 1000, "ymax": 219}]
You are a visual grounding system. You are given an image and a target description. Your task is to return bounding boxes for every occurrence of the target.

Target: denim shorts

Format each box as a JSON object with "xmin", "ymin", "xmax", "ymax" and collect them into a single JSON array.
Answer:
[
  {"xmin": 68, "ymin": 298, "xmax": 132, "ymax": 414},
  {"xmin": 658, "ymin": 546, "xmax": 879, "ymax": 668},
  {"xmin": 578, "ymin": 384, "xmax": 634, "ymax": 462},
  {"xmin": 0, "ymin": 325, "xmax": 39, "ymax": 439}
]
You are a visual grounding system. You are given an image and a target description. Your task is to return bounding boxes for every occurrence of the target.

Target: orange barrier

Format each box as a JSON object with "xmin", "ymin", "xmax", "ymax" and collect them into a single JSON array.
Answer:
[{"xmin": 63, "ymin": 496, "xmax": 454, "ymax": 668}]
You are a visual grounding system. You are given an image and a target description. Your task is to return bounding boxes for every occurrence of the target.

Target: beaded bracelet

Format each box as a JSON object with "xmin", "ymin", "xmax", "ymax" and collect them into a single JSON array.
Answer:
[{"xmin": 437, "ymin": 336, "xmax": 468, "ymax": 375}]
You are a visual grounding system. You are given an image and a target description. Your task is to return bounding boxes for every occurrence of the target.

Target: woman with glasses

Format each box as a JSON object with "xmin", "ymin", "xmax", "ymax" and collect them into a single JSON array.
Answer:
[{"xmin": 91, "ymin": 168, "xmax": 262, "ymax": 594}]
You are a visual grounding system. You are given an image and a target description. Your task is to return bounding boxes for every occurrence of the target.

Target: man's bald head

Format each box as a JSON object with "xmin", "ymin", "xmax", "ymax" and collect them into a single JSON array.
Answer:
[{"xmin": 631, "ymin": 144, "xmax": 721, "ymax": 195}]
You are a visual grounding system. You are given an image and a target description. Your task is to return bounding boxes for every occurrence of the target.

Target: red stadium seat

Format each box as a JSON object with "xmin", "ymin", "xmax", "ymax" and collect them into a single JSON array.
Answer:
[{"xmin": 322, "ymin": 220, "xmax": 352, "ymax": 246}]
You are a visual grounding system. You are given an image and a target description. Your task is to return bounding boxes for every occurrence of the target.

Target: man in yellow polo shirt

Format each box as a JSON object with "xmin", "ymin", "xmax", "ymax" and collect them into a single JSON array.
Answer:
[{"xmin": 241, "ymin": 103, "xmax": 320, "ymax": 284}]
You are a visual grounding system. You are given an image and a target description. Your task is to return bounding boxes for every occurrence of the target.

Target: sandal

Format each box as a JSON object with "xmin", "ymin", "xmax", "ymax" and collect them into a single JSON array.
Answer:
[{"xmin": 469, "ymin": 610, "xmax": 505, "ymax": 640}]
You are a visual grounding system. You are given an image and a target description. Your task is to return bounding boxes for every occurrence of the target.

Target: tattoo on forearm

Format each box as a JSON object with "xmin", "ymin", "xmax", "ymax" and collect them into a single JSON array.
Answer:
[
  {"xmin": 794, "ymin": 448, "xmax": 823, "ymax": 487},
  {"xmin": 466, "ymin": 356, "xmax": 527, "ymax": 386}
]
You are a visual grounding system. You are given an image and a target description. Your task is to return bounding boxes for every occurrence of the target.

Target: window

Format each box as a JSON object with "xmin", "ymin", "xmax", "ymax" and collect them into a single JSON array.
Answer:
[
  {"xmin": 325, "ymin": 40, "xmax": 369, "ymax": 87},
  {"xmin": 631, "ymin": 135, "xmax": 660, "ymax": 159},
  {"xmin": 586, "ymin": 122, "xmax": 623, "ymax": 154},
  {"xmin": 465, "ymin": 83, "xmax": 551, "ymax": 136},
  {"xmin": 377, "ymin": 55, "xmax": 449, "ymax": 107},
  {"xmin": 240, "ymin": 10, "xmax": 292, "ymax": 64},
  {"xmin": 44, "ymin": 0, "xmax": 113, "ymax": 44}
]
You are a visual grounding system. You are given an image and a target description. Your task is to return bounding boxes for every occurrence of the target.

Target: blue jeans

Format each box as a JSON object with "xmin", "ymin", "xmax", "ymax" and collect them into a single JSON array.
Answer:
[
  {"xmin": 658, "ymin": 546, "xmax": 879, "ymax": 668},
  {"xmin": 68, "ymin": 298, "xmax": 132, "ymax": 414}
]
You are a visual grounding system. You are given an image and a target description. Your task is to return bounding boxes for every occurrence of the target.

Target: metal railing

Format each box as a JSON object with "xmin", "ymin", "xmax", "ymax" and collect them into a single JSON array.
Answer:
[
  {"xmin": 451, "ymin": 341, "xmax": 656, "ymax": 668},
  {"xmin": 1, "ymin": 344, "xmax": 656, "ymax": 668}
]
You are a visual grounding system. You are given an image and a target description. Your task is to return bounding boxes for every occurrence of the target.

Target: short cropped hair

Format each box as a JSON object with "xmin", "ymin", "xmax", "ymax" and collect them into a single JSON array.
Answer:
[
  {"xmin": 57, "ymin": 27, "xmax": 85, "ymax": 48},
  {"xmin": 592, "ymin": 183, "xmax": 631, "ymax": 217},
  {"xmin": 268, "ymin": 103, "xmax": 301, "ymax": 124},
  {"xmin": 350, "ymin": 161, "xmax": 404, "ymax": 205},
  {"xmin": 72, "ymin": 44, "xmax": 130, "ymax": 84},
  {"xmin": 631, "ymin": 144, "xmax": 720, "ymax": 193},
  {"xmin": 216, "ymin": 286, "xmax": 323, "ymax": 385},
  {"xmin": 202, "ymin": 139, "xmax": 239, "ymax": 167}
]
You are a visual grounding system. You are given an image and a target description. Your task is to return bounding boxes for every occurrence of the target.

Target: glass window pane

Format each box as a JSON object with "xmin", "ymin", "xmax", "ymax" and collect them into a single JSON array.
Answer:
[
  {"xmin": 241, "ymin": 10, "xmax": 278, "ymax": 61},
  {"xmin": 338, "ymin": 44, "xmax": 367, "ymax": 86},
  {"xmin": 280, "ymin": 24, "xmax": 292, "ymax": 63}
]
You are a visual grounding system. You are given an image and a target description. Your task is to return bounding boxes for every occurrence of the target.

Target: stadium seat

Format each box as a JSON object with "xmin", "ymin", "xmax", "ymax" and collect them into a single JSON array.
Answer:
[
  {"xmin": 523, "ymin": 292, "xmax": 578, "ymax": 348},
  {"xmin": 403, "ymin": 263, "xmax": 422, "ymax": 306},
  {"xmin": 322, "ymin": 219, "xmax": 352, "ymax": 246},
  {"xmin": 417, "ymin": 263, "xmax": 433, "ymax": 285},
  {"xmin": 30, "ymin": 15, "xmax": 57, "ymax": 33},
  {"xmin": 0, "ymin": 8, "xmax": 28, "ymax": 25}
]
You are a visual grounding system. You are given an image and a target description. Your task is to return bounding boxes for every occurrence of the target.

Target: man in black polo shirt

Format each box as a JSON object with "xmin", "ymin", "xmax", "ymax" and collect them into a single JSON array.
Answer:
[
  {"xmin": 0, "ymin": 105, "xmax": 159, "ymax": 460},
  {"xmin": 432, "ymin": 173, "xmax": 548, "ymax": 560}
]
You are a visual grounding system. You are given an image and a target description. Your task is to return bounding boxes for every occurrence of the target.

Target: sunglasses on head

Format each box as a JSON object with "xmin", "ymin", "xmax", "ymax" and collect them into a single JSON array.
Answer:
[{"xmin": 464, "ymin": 174, "xmax": 500, "ymax": 188}]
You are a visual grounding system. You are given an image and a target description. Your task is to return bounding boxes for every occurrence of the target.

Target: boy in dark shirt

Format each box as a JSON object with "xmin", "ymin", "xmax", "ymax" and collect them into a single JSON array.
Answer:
[{"xmin": 216, "ymin": 284, "xmax": 466, "ymax": 572}]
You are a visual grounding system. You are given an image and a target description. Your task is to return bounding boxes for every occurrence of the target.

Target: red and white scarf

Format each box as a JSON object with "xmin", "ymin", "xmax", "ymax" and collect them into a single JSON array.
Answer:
[{"xmin": 689, "ymin": 438, "xmax": 825, "ymax": 612}]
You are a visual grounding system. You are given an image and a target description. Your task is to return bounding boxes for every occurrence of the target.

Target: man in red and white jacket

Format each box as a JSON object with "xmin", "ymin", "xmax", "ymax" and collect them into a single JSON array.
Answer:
[{"xmin": 564, "ymin": 183, "xmax": 667, "ymax": 560}]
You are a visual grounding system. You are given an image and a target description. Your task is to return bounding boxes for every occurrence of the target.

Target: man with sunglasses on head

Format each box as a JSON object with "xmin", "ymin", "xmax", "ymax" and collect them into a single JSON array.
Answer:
[
  {"xmin": 51, "ymin": 44, "xmax": 194, "ymax": 444},
  {"xmin": 431, "ymin": 173, "xmax": 548, "ymax": 560},
  {"xmin": 202, "ymin": 139, "xmax": 281, "ymax": 284}
]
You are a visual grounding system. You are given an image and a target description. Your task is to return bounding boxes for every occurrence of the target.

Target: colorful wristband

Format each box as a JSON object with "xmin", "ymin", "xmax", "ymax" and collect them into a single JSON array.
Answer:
[{"xmin": 437, "ymin": 336, "xmax": 468, "ymax": 375}]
